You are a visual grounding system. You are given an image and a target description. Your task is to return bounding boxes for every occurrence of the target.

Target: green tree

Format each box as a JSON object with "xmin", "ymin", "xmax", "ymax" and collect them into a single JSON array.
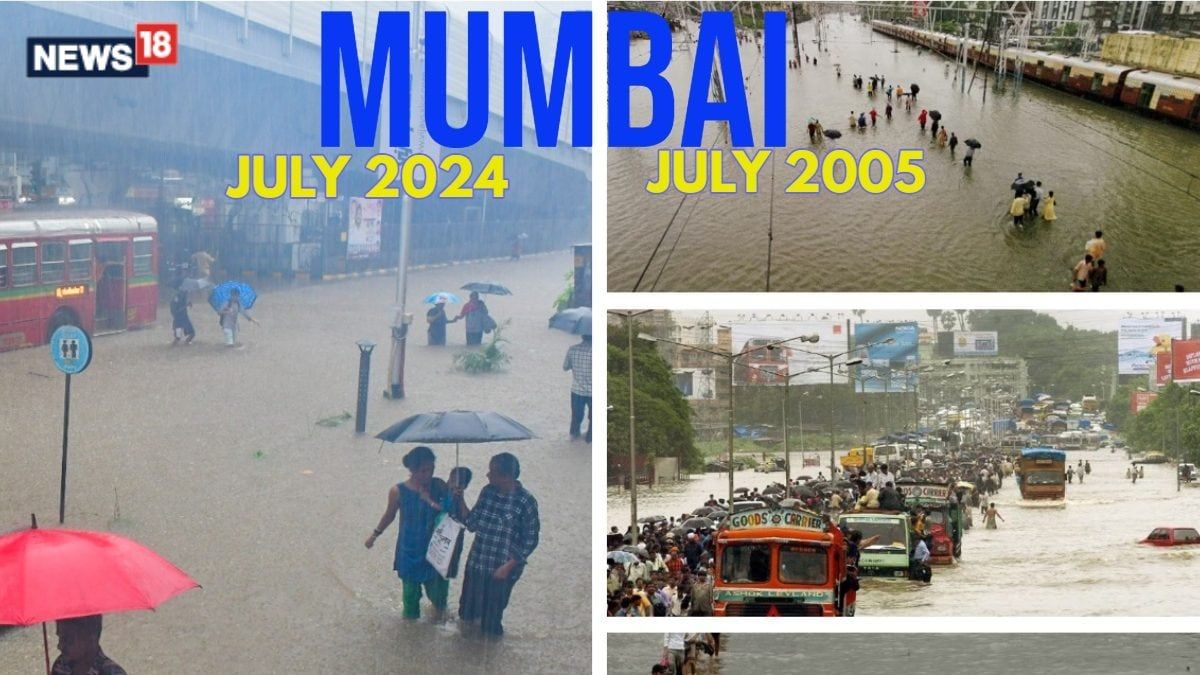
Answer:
[{"xmin": 607, "ymin": 321, "xmax": 701, "ymax": 473}]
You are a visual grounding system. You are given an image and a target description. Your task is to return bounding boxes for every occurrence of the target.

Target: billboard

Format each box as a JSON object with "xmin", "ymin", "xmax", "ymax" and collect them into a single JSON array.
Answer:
[
  {"xmin": 730, "ymin": 321, "xmax": 852, "ymax": 386},
  {"xmin": 1118, "ymin": 318, "xmax": 1185, "ymax": 375},
  {"xmin": 1131, "ymin": 390, "xmax": 1158, "ymax": 414},
  {"xmin": 953, "ymin": 331, "xmax": 999, "ymax": 356},
  {"xmin": 853, "ymin": 322, "xmax": 919, "ymax": 393},
  {"xmin": 347, "ymin": 197, "xmax": 383, "ymax": 260},
  {"xmin": 1172, "ymin": 338, "xmax": 1200, "ymax": 384},
  {"xmin": 1156, "ymin": 351, "xmax": 1173, "ymax": 387}
]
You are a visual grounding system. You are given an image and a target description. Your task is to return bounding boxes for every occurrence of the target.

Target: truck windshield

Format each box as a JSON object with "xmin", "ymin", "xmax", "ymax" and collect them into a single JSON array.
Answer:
[
  {"xmin": 720, "ymin": 543, "xmax": 772, "ymax": 584},
  {"xmin": 844, "ymin": 520, "xmax": 907, "ymax": 550},
  {"xmin": 1025, "ymin": 470, "xmax": 1063, "ymax": 485},
  {"xmin": 924, "ymin": 510, "xmax": 947, "ymax": 526},
  {"xmin": 778, "ymin": 545, "xmax": 827, "ymax": 584}
]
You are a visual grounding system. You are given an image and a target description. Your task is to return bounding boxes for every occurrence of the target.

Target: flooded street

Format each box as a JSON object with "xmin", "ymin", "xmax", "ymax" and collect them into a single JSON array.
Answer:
[
  {"xmin": 0, "ymin": 252, "xmax": 589, "ymax": 673},
  {"xmin": 608, "ymin": 633, "xmax": 1200, "ymax": 674},
  {"xmin": 608, "ymin": 448, "xmax": 1200, "ymax": 615},
  {"xmin": 608, "ymin": 15, "xmax": 1200, "ymax": 291}
]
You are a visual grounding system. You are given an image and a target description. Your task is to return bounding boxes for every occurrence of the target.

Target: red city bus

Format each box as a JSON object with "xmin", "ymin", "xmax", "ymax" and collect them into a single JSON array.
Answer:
[{"xmin": 0, "ymin": 211, "xmax": 158, "ymax": 351}]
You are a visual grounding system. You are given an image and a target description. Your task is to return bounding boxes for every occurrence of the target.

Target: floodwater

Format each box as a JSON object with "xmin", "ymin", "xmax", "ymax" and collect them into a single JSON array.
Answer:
[
  {"xmin": 608, "ymin": 448, "xmax": 1200, "ymax": 615},
  {"xmin": 607, "ymin": 633, "xmax": 1200, "ymax": 674},
  {"xmin": 608, "ymin": 14, "xmax": 1200, "ymax": 291},
  {"xmin": 0, "ymin": 252, "xmax": 589, "ymax": 673}
]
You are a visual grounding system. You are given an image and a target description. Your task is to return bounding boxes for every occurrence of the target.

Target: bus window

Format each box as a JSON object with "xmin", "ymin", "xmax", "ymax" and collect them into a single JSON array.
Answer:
[
  {"xmin": 11, "ymin": 243, "xmax": 36, "ymax": 287},
  {"xmin": 41, "ymin": 241, "xmax": 66, "ymax": 283},
  {"xmin": 133, "ymin": 238, "xmax": 153, "ymax": 276},
  {"xmin": 69, "ymin": 240, "xmax": 93, "ymax": 281},
  {"xmin": 0, "ymin": 245, "xmax": 7, "ymax": 288}
]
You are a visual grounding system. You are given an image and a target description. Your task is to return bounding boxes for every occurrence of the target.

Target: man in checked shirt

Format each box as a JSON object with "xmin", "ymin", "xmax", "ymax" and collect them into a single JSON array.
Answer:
[
  {"xmin": 563, "ymin": 331, "xmax": 592, "ymax": 442},
  {"xmin": 453, "ymin": 452, "xmax": 540, "ymax": 638}
]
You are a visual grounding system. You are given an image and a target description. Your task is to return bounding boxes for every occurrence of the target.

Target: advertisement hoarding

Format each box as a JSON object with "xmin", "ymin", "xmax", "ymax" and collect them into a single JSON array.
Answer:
[
  {"xmin": 730, "ymin": 321, "xmax": 851, "ymax": 386},
  {"xmin": 1131, "ymin": 390, "xmax": 1158, "ymax": 414},
  {"xmin": 1171, "ymin": 338, "xmax": 1200, "ymax": 384},
  {"xmin": 853, "ymin": 322, "xmax": 919, "ymax": 393},
  {"xmin": 1118, "ymin": 318, "xmax": 1186, "ymax": 375},
  {"xmin": 953, "ymin": 331, "xmax": 999, "ymax": 356},
  {"xmin": 347, "ymin": 197, "xmax": 383, "ymax": 259},
  {"xmin": 1156, "ymin": 351, "xmax": 1173, "ymax": 387}
]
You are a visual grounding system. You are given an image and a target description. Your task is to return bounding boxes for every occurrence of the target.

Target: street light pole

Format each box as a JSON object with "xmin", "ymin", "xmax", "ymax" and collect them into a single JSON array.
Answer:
[{"xmin": 611, "ymin": 310, "xmax": 652, "ymax": 546}]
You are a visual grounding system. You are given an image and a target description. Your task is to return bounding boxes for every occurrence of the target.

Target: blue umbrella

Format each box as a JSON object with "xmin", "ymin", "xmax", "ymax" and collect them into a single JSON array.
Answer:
[
  {"xmin": 375, "ymin": 410, "xmax": 535, "ymax": 466},
  {"xmin": 548, "ymin": 307, "xmax": 591, "ymax": 335},
  {"xmin": 208, "ymin": 281, "xmax": 256, "ymax": 312},
  {"xmin": 423, "ymin": 292, "xmax": 461, "ymax": 305}
]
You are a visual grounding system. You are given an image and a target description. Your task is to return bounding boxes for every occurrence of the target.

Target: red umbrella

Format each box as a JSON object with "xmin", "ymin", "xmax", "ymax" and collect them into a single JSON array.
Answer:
[{"xmin": 0, "ymin": 519, "xmax": 199, "ymax": 673}]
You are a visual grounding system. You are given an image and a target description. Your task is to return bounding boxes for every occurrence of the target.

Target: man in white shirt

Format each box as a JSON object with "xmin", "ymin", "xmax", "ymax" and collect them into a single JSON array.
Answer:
[{"xmin": 663, "ymin": 633, "xmax": 687, "ymax": 674}]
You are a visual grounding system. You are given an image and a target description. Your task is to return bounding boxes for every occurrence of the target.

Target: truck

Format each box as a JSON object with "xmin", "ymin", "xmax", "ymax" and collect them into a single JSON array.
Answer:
[
  {"xmin": 838, "ymin": 511, "xmax": 911, "ymax": 579},
  {"xmin": 1016, "ymin": 447, "xmax": 1067, "ymax": 500},
  {"xmin": 713, "ymin": 507, "xmax": 848, "ymax": 616},
  {"xmin": 840, "ymin": 446, "xmax": 874, "ymax": 470},
  {"xmin": 904, "ymin": 483, "xmax": 963, "ymax": 563}
]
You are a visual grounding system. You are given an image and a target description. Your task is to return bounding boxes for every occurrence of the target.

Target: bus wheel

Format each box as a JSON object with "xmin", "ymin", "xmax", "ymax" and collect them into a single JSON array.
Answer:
[{"xmin": 46, "ymin": 307, "xmax": 81, "ymax": 342}]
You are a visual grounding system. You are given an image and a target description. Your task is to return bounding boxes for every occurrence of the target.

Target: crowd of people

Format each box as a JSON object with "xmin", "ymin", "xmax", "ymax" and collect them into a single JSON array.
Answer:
[{"xmin": 607, "ymin": 452, "xmax": 1015, "ymax": 616}]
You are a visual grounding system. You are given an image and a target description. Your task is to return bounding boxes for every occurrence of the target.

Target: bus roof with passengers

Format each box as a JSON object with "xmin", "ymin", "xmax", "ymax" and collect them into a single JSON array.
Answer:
[
  {"xmin": 713, "ymin": 507, "xmax": 847, "ymax": 617},
  {"xmin": 1017, "ymin": 447, "xmax": 1067, "ymax": 500},
  {"xmin": 0, "ymin": 211, "xmax": 157, "ymax": 350}
]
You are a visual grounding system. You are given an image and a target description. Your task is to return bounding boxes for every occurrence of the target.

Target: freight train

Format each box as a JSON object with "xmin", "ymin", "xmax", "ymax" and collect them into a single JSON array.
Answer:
[{"xmin": 870, "ymin": 20, "xmax": 1200, "ymax": 128}]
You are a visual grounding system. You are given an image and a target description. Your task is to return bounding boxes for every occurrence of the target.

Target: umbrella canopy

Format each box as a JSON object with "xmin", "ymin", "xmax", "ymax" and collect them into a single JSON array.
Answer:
[
  {"xmin": 1011, "ymin": 177, "xmax": 1034, "ymax": 191},
  {"xmin": 207, "ymin": 280, "xmax": 256, "ymax": 312},
  {"xmin": 375, "ymin": 410, "xmax": 535, "ymax": 465},
  {"xmin": 929, "ymin": 110, "xmax": 942, "ymax": 120},
  {"xmin": 460, "ymin": 282, "xmax": 512, "ymax": 296},
  {"xmin": 0, "ymin": 527, "xmax": 199, "ymax": 626},
  {"xmin": 679, "ymin": 517, "xmax": 714, "ymax": 531},
  {"xmin": 607, "ymin": 551, "xmax": 638, "ymax": 565},
  {"xmin": 778, "ymin": 498, "xmax": 804, "ymax": 509},
  {"xmin": 423, "ymin": 292, "xmax": 461, "ymax": 305},
  {"xmin": 823, "ymin": 129, "xmax": 842, "ymax": 139},
  {"xmin": 910, "ymin": 83, "xmax": 920, "ymax": 94},
  {"xmin": 791, "ymin": 486, "xmax": 817, "ymax": 499},
  {"xmin": 638, "ymin": 515, "xmax": 667, "ymax": 524},
  {"xmin": 177, "ymin": 277, "xmax": 212, "ymax": 293},
  {"xmin": 691, "ymin": 506, "xmax": 717, "ymax": 517},
  {"xmin": 548, "ymin": 307, "xmax": 592, "ymax": 335}
]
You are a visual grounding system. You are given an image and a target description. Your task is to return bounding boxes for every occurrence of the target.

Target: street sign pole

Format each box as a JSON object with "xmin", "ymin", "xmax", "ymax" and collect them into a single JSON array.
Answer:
[
  {"xmin": 59, "ymin": 373, "xmax": 71, "ymax": 524},
  {"xmin": 49, "ymin": 325, "xmax": 91, "ymax": 524}
]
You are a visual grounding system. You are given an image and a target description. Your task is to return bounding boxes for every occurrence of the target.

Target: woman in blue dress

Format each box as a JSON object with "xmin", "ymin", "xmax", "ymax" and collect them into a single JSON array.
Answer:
[{"xmin": 365, "ymin": 446, "xmax": 449, "ymax": 621}]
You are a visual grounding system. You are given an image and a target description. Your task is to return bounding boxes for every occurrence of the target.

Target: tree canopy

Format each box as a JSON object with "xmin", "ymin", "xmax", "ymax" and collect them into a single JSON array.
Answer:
[{"xmin": 607, "ymin": 321, "xmax": 702, "ymax": 470}]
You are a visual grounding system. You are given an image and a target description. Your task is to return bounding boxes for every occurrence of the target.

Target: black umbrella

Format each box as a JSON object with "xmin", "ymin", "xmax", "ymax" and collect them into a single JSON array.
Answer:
[
  {"xmin": 691, "ymin": 506, "xmax": 717, "ymax": 517},
  {"xmin": 375, "ymin": 410, "xmax": 535, "ymax": 466},
  {"xmin": 833, "ymin": 480, "xmax": 854, "ymax": 489},
  {"xmin": 964, "ymin": 138, "xmax": 981, "ymax": 149},
  {"xmin": 929, "ymin": 110, "xmax": 942, "ymax": 120},
  {"xmin": 910, "ymin": 83, "xmax": 920, "ymax": 95},
  {"xmin": 792, "ymin": 485, "xmax": 818, "ymax": 499},
  {"xmin": 461, "ymin": 281, "xmax": 512, "ymax": 296},
  {"xmin": 548, "ymin": 307, "xmax": 591, "ymax": 335},
  {"xmin": 823, "ymin": 129, "xmax": 842, "ymax": 139},
  {"xmin": 680, "ymin": 517, "xmax": 715, "ymax": 531},
  {"xmin": 1011, "ymin": 177, "xmax": 1034, "ymax": 192}
]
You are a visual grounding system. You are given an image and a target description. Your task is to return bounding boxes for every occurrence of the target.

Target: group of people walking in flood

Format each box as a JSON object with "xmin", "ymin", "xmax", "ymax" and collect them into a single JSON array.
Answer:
[
  {"xmin": 366, "ymin": 446, "xmax": 540, "ymax": 638},
  {"xmin": 1072, "ymin": 230, "xmax": 1110, "ymax": 292}
]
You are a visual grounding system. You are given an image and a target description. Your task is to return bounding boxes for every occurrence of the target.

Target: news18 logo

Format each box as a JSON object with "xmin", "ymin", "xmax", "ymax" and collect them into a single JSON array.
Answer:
[{"xmin": 27, "ymin": 23, "xmax": 177, "ymax": 77}]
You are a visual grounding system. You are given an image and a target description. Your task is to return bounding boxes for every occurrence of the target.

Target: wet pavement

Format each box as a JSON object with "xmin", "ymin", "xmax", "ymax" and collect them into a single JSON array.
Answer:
[
  {"xmin": 609, "ymin": 448, "xmax": 1200, "ymax": 615},
  {"xmin": 0, "ymin": 251, "xmax": 590, "ymax": 673},
  {"xmin": 608, "ymin": 14, "xmax": 1200, "ymax": 291}
]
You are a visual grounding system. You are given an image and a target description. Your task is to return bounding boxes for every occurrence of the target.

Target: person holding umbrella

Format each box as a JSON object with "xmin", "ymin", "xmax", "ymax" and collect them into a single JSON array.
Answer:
[
  {"xmin": 218, "ymin": 287, "xmax": 256, "ymax": 347},
  {"xmin": 365, "ymin": 446, "xmax": 451, "ymax": 622},
  {"xmin": 427, "ymin": 297, "xmax": 450, "ymax": 346},
  {"xmin": 455, "ymin": 291, "xmax": 490, "ymax": 346},
  {"xmin": 52, "ymin": 615, "xmax": 126, "ymax": 675}
]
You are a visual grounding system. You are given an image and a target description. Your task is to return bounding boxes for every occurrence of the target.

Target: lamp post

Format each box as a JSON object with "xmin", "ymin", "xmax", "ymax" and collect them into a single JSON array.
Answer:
[
  {"xmin": 609, "ymin": 310, "xmax": 653, "ymax": 546},
  {"xmin": 791, "ymin": 338, "xmax": 896, "ymax": 477},
  {"xmin": 641, "ymin": 331, "xmax": 821, "ymax": 506}
]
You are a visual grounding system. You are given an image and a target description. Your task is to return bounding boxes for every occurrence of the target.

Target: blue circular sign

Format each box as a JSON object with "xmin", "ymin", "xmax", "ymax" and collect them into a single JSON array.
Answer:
[{"xmin": 50, "ymin": 325, "xmax": 92, "ymax": 375}]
